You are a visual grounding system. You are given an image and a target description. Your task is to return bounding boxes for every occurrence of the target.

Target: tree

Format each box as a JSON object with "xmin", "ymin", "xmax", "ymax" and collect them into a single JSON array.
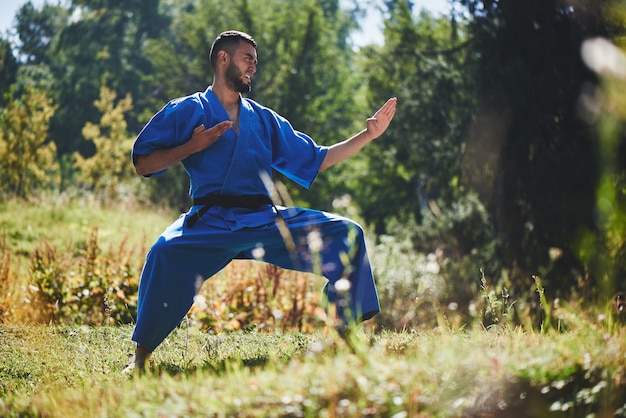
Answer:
[
  {"xmin": 8, "ymin": 2, "xmax": 67, "ymax": 103},
  {"xmin": 359, "ymin": 2, "xmax": 476, "ymax": 233},
  {"xmin": 0, "ymin": 38, "xmax": 19, "ymax": 107},
  {"xmin": 63, "ymin": 0, "xmax": 167, "ymax": 132},
  {"xmin": 11, "ymin": 0, "xmax": 167, "ymax": 159},
  {"xmin": 0, "ymin": 87, "xmax": 59, "ymax": 198},
  {"xmin": 14, "ymin": 1, "xmax": 69, "ymax": 65},
  {"xmin": 74, "ymin": 86, "xmax": 136, "ymax": 199},
  {"xmin": 458, "ymin": 0, "xmax": 624, "ymax": 296}
]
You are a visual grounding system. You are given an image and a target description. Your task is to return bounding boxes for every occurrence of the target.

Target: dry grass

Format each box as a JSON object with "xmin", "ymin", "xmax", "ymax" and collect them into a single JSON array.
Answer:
[{"xmin": 0, "ymin": 318, "xmax": 624, "ymax": 417}]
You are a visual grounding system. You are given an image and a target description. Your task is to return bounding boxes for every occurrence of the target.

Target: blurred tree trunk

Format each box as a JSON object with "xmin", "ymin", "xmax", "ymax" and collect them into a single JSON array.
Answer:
[{"xmin": 460, "ymin": 0, "xmax": 623, "ymax": 294}]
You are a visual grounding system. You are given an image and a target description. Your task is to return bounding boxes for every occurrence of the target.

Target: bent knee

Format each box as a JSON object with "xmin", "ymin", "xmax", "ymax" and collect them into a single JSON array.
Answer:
[{"xmin": 147, "ymin": 235, "xmax": 177, "ymax": 259}]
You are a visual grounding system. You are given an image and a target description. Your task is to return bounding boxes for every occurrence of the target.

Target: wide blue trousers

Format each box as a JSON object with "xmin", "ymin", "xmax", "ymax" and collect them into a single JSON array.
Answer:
[{"xmin": 131, "ymin": 207, "xmax": 380, "ymax": 352}]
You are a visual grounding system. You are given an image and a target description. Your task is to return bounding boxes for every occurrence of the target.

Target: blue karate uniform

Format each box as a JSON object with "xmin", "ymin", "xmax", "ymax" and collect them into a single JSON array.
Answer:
[{"xmin": 131, "ymin": 87, "xmax": 380, "ymax": 351}]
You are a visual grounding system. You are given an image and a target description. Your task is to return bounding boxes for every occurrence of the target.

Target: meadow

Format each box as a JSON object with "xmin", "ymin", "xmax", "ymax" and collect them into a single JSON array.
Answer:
[{"xmin": 0, "ymin": 197, "xmax": 625, "ymax": 417}]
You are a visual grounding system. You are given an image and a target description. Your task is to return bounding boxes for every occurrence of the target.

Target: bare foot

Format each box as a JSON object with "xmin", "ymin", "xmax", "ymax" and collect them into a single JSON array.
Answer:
[
  {"xmin": 134, "ymin": 345, "xmax": 151, "ymax": 370},
  {"xmin": 123, "ymin": 345, "xmax": 152, "ymax": 376}
]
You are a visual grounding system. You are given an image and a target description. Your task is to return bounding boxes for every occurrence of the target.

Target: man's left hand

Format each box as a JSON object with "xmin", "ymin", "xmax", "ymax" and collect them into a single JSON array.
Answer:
[{"xmin": 366, "ymin": 97, "xmax": 397, "ymax": 139}]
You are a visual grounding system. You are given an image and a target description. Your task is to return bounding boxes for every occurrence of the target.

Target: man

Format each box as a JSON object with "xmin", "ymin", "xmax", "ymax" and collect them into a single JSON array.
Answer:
[{"xmin": 129, "ymin": 30, "xmax": 396, "ymax": 370}]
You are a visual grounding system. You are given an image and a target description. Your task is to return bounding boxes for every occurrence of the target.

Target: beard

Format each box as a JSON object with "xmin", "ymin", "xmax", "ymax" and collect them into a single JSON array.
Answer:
[{"xmin": 225, "ymin": 62, "xmax": 251, "ymax": 93}]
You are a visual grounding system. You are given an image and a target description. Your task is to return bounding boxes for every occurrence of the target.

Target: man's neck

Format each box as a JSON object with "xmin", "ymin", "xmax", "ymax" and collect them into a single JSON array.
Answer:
[{"xmin": 210, "ymin": 82, "xmax": 241, "ymax": 111}]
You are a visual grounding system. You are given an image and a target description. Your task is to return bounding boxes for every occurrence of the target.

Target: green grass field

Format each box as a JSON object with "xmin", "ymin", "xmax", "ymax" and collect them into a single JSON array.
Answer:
[
  {"xmin": 0, "ymin": 323, "xmax": 624, "ymax": 417},
  {"xmin": 0, "ymin": 198, "xmax": 625, "ymax": 417},
  {"xmin": 0, "ymin": 195, "xmax": 174, "ymax": 267}
]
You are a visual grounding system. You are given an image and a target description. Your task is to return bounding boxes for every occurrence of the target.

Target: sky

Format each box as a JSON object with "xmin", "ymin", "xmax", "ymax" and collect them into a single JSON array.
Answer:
[
  {"xmin": 1, "ymin": 0, "xmax": 452, "ymax": 47},
  {"xmin": 1, "ymin": 0, "xmax": 42, "ymax": 35},
  {"xmin": 346, "ymin": 0, "xmax": 453, "ymax": 46}
]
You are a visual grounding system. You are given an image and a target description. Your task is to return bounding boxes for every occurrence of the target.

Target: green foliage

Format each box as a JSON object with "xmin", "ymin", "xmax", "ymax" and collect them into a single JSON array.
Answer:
[
  {"xmin": 359, "ymin": 4, "xmax": 476, "ymax": 233},
  {"xmin": 0, "ymin": 38, "xmax": 18, "ymax": 107},
  {"xmin": 457, "ymin": 0, "xmax": 623, "ymax": 297},
  {"xmin": 189, "ymin": 262, "xmax": 327, "ymax": 333},
  {"xmin": 0, "ymin": 197, "xmax": 175, "ymax": 325},
  {"xmin": 372, "ymin": 232, "xmax": 448, "ymax": 329},
  {"xmin": 29, "ymin": 241, "xmax": 70, "ymax": 323},
  {"xmin": 21, "ymin": 224, "xmax": 327, "ymax": 331},
  {"xmin": 0, "ymin": 87, "xmax": 59, "ymax": 198},
  {"xmin": 1, "ymin": 198, "xmax": 327, "ymax": 330},
  {"xmin": 14, "ymin": 1, "xmax": 69, "ymax": 66},
  {"xmin": 145, "ymin": 162, "xmax": 191, "ymax": 212},
  {"xmin": 12, "ymin": 63, "xmax": 56, "ymax": 95},
  {"xmin": 74, "ymin": 86, "xmax": 137, "ymax": 200},
  {"xmin": 373, "ymin": 192, "xmax": 498, "ymax": 329},
  {"xmin": 0, "ymin": 197, "xmax": 172, "ymax": 268},
  {"xmin": 13, "ymin": 0, "xmax": 166, "ymax": 156}
]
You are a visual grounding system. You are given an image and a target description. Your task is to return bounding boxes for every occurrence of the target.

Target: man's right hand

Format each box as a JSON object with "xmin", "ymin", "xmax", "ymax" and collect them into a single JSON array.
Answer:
[
  {"xmin": 190, "ymin": 120, "xmax": 234, "ymax": 151},
  {"xmin": 134, "ymin": 120, "xmax": 234, "ymax": 177}
]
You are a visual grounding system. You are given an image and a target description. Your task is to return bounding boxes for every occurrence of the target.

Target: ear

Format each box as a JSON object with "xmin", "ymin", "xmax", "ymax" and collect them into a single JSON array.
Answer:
[{"xmin": 218, "ymin": 50, "xmax": 229, "ymax": 63}]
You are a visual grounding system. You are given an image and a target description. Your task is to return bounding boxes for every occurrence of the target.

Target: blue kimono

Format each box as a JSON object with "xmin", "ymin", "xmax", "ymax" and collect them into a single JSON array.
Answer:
[{"xmin": 131, "ymin": 87, "xmax": 380, "ymax": 351}]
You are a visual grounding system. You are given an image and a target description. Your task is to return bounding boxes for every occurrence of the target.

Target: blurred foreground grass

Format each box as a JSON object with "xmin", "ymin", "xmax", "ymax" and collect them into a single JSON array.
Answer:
[{"xmin": 0, "ymin": 321, "xmax": 624, "ymax": 417}]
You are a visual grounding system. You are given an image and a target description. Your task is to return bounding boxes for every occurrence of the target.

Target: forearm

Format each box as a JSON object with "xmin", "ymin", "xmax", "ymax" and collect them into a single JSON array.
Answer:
[
  {"xmin": 134, "ymin": 140, "xmax": 199, "ymax": 176},
  {"xmin": 319, "ymin": 129, "xmax": 374, "ymax": 172},
  {"xmin": 319, "ymin": 97, "xmax": 397, "ymax": 172},
  {"xmin": 135, "ymin": 120, "xmax": 234, "ymax": 176}
]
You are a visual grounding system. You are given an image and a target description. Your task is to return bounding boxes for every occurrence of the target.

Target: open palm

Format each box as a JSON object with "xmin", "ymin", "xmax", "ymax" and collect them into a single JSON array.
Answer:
[{"xmin": 366, "ymin": 97, "xmax": 397, "ymax": 139}]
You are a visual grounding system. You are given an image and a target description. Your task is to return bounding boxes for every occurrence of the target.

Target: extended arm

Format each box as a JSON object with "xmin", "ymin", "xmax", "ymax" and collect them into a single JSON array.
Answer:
[
  {"xmin": 319, "ymin": 97, "xmax": 397, "ymax": 172},
  {"xmin": 134, "ymin": 121, "xmax": 233, "ymax": 176}
]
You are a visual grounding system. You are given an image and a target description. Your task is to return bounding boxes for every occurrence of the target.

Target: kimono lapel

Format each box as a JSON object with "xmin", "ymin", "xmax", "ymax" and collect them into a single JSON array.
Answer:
[
  {"xmin": 203, "ymin": 88, "xmax": 235, "ymax": 137},
  {"xmin": 221, "ymin": 99, "xmax": 253, "ymax": 195},
  {"xmin": 203, "ymin": 88, "xmax": 245, "ymax": 195}
]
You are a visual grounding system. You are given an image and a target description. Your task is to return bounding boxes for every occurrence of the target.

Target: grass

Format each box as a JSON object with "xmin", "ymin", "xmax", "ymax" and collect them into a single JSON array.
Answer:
[
  {"xmin": 0, "ymin": 195, "xmax": 174, "ymax": 261},
  {"xmin": 1, "ymin": 197, "xmax": 625, "ymax": 417},
  {"xmin": 0, "ymin": 322, "xmax": 624, "ymax": 417}
]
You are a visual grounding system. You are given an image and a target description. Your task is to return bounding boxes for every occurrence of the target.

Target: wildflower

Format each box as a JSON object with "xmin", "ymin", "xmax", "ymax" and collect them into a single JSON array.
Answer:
[
  {"xmin": 334, "ymin": 278, "xmax": 351, "ymax": 294},
  {"xmin": 193, "ymin": 294, "xmax": 208, "ymax": 310},
  {"xmin": 307, "ymin": 230, "xmax": 323, "ymax": 253},
  {"xmin": 252, "ymin": 245, "xmax": 265, "ymax": 260}
]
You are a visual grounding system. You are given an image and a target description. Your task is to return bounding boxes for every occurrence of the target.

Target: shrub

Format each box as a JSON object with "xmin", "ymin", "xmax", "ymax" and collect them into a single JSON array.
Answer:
[
  {"xmin": 74, "ymin": 86, "xmax": 138, "ymax": 201},
  {"xmin": 0, "ymin": 233, "xmax": 17, "ymax": 324},
  {"xmin": 27, "ymin": 226, "xmax": 141, "ymax": 325},
  {"xmin": 0, "ymin": 87, "xmax": 59, "ymax": 198},
  {"xmin": 373, "ymin": 192, "xmax": 499, "ymax": 330},
  {"xmin": 21, "ymin": 224, "xmax": 326, "ymax": 332},
  {"xmin": 188, "ymin": 261, "xmax": 327, "ymax": 333},
  {"xmin": 29, "ymin": 241, "xmax": 72, "ymax": 323}
]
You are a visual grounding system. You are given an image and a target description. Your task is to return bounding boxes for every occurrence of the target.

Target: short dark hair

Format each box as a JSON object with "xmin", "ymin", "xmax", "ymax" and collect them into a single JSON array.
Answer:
[{"xmin": 209, "ymin": 30, "xmax": 257, "ymax": 70}]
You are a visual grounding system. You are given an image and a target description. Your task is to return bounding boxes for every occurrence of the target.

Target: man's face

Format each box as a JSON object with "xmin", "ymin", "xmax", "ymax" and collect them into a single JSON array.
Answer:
[{"xmin": 224, "ymin": 41, "xmax": 257, "ymax": 93}]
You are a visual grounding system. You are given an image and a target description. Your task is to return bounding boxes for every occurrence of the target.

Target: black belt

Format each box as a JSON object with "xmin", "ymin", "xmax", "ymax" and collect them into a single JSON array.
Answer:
[{"xmin": 186, "ymin": 194, "xmax": 273, "ymax": 227}]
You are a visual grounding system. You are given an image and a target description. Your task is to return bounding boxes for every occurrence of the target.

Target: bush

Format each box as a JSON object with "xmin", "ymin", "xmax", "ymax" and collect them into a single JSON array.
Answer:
[
  {"xmin": 0, "ymin": 233, "xmax": 17, "ymax": 324},
  {"xmin": 0, "ymin": 87, "xmax": 59, "ymax": 198},
  {"xmin": 27, "ymin": 227, "xmax": 141, "ymax": 325},
  {"xmin": 373, "ymin": 193, "xmax": 499, "ymax": 329},
  {"xmin": 19, "ymin": 224, "xmax": 327, "ymax": 332},
  {"xmin": 188, "ymin": 262, "xmax": 327, "ymax": 333}
]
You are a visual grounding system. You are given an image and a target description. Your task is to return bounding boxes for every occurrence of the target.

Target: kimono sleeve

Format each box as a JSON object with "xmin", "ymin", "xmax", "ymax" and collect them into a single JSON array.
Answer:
[
  {"xmin": 132, "ymin": 96, "xmax": 204, "ymax": 177},
  {"xmin": 265, "ymin": 109, "xmax": 328, "ymax": 189}
]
